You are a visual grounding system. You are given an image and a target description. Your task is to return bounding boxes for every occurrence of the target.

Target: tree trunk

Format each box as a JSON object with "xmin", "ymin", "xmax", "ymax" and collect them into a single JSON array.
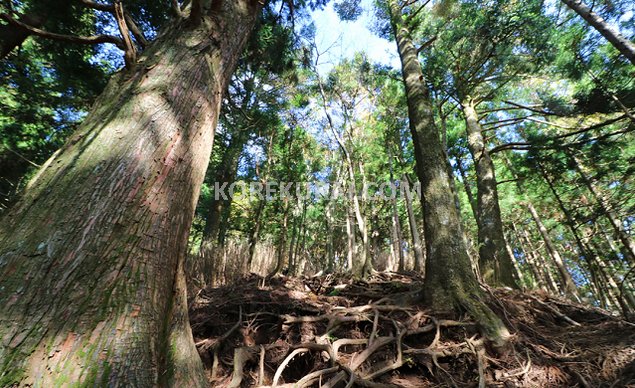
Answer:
[
  {"xmin": 389, "ymin": 156, "xmax": 405, "ymax": 271},
  {"xmin": 388, "ymin": 0, "xmax": 510, "ymax": 348},
  {"xmin": 455, "ymin": 155, "xmax": 478, "ymax": 219},
  {"xmin": 346, "ymin": 206, "xmax": 355, "ymax": 271},
  {"xmin": 462, "ymin": 99, "xmax": 517, "ymax": 288},
  {"xmin": 504, "ymin": 237, "xmax": 524, "ymax": 288},
  {"xmin": 0, "ymin": 2, "xmax": 261, "ymax": 386},
  {"xmin": 325, "ymin": 163, "xmax": 342, "ymax": 272},
  {"xmin": 526, "ymin": 203, "xmax": 580, "ymax": 299},
  {"xmin": 536, "ymin": 162, "xmax": 626, "ymax": 308},
  {"xmin": 569, "ymin": 152, "xmax": 635, "ymax": 264},
  {"xmin": 561, "ymin": 0, "xmax": 635, "ymax": 64},
  {"xmin": 402, "ymin": 174, "xmax": 425, "ymax": 273},
  {"xmin": 203, "ymin": 133, "xmax": 245, "ymax": 245},
  {"xmin": 271, "ymin": 200, "xmax": 290, "ymax": 276},
  {"xmin": 510, "ymin": 223, "xmax": 542, "ymax": 290},
  {"xmin": 247, "ymin": 199, "xmax": 265, "ymax": 271}
]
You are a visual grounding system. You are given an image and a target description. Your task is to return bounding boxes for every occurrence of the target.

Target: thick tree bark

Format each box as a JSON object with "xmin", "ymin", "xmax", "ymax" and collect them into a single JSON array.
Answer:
[
  {"xmin": 388, "ymin": 0, "xmax": 510, "ymax": 348},
  {"xmin": 462, "ymin": 100, "xmax": 517, "ymax": 288},
  {"xmin": 561, "ymin": 0, "xmax": 635, "ymax": 64},
  {"xmin": 0, "ymin": 2, "xmax": 261, "ymax": 386}
]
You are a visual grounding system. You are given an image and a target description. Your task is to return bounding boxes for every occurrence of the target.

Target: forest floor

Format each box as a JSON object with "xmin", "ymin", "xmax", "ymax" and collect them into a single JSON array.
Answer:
[{"xmin": 189, "ymin": 273, "xmax": 635, "ymax": 387}]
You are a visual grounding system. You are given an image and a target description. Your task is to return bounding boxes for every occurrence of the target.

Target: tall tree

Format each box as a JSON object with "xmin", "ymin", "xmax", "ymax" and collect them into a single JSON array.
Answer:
[
  {"xmin": 560, "ymin": 0, "xmax": 635, "ymax": 64},
  {"xmin": 385, "ymin": 0, "xmax": 510, "ymax": 347},
  {"xmin": 0, "ymin": 1, "xmax": 265, "ymax": 385}
]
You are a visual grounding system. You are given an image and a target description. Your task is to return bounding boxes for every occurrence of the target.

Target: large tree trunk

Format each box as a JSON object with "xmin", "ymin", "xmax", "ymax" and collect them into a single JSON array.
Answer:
[
  {"xmin": 561, "ymin": 0, "xmax": 635, "ymax": 64},
  {"xmin": 0, "ymin": 2, "xmax": 261, "ymax": 386},
  {"xmin": 462, "ymin": 100, "xmax": 517, "ymax": 288},
  {"xmin": 388, "ymin": 0, "xmax": 510, "ymax": 348}
]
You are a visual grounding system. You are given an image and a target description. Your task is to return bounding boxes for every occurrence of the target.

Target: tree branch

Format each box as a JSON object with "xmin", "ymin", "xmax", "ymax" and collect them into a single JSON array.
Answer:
[
  {"xmin": 0, "ymin": 12, "xmax": 125, "ymax": 50},
  {"xmin": 124, "ymin": 14, "xmax": 148, "ymax": 48},
  {"xmin": 79, "ymin": 0, "xmax": 113, "ymax": 12},
  {"xmin": 189, "ymin": 0, "xmax": 203, "ymax": 24},
  {"xmin": 78, "ymin": 0, "xmax": 147, "ymax": 49},
  {"xmin": 172, "ymin": 0, "xmax": 186, "ymax": 18},
  {"xmin": 113, "ymin": 1, "xmax": 136, "ymax": 67},
  {"xmin": 416, "ymin": 36, "xmax": 437, "ymax": 54},
  {"xmin": 502, "ymin": 100, "xmax": 560, "ymax": 116}
]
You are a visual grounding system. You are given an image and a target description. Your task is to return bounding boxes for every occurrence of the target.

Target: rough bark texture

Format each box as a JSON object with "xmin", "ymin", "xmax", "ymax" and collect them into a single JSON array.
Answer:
[
  {"xmin": 561, "ymin": 0, "xmax": 635, "ymax": 64},
  {"xmin": 388, "ymin": 0, "xmax": 510, "ymax": 348},
  {"xmin": 462, "ymin": 100, "xmax": 517, "ymax": 288},
  {"xmin": 0, "ymin": 1, "xmax": 261, "ymax": 386}
]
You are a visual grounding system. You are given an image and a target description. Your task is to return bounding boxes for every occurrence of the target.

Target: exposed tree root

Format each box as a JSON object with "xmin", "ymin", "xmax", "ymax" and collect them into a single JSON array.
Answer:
[{"xmin": 189, "ymin": 273, "xmax": 635, "ymax": 387}]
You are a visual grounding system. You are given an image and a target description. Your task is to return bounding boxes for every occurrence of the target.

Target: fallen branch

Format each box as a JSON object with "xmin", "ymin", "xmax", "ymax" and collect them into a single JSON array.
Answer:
[{"xmin": 527, "ymin": 295, "xmax": 581, "ymax": 326}]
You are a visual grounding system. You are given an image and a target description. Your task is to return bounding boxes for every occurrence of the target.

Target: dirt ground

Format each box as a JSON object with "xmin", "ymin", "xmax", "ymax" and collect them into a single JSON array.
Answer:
[{"xmin": 189, "ymin": 273, "xmax": 635, "ymax": 387}]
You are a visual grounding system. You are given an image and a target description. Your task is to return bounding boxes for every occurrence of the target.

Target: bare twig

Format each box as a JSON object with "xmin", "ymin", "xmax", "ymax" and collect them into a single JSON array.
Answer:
[{"xmin": 0, "ymin": 12, "xmax": 125, "ymax": 49}]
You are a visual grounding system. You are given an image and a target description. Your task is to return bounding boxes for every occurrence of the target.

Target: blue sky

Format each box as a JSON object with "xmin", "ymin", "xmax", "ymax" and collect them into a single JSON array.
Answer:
[{"xmin": 310, "ymin": 0, "xmax": 400, "ymax": 74}]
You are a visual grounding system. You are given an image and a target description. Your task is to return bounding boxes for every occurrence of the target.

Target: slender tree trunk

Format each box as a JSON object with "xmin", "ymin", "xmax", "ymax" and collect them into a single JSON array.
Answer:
[
  {"xmin": 402, "ymin": 174, "xmax": 425, "ymax": 273},
  {"xmin": 504, "ymin": 237, "xmax": 524, "ymax": 288},
  {"xmin": 561, "ymin": 0, "xmax": 635, "ymax": 64},
  {"xmin": 0, "ymin": 2, "xmax": 261, "ymax": 386},
  {"xmin": 536, "ymin": 162, "xmax": 627, "ymax": 308},
  {"xmin": 518, "ymin": 225, "xmax": 555, "ymax": 292},
  {"xmin": 325, "ymin": 163, "xmax": 342, "ymax": 272},
  {"xmin": 569, "ymin": 153, "xmax": 635, "ymax": 264},
  {"xmin": 292, "ymin": 198, "xmax": 307, "ymax": 275},
  {"xmin": 271, "ymin": 200, "xmax": 290, "ymax": 276},
  {"xmin": 316, "ymin": 70, "xmax": 370, "ymax": 276},
  {"xmin": 325, "ymin": 201, "xmax": 336, "ymax": 272},
  {"xmin": 462, "ymin": 99, "xmax": 517, "ymax": 288},
  {"xmin": 455, "ymin": 155, "xmax": 478, "ymax": 219},
  {"xmin": 247, "ymin": 128, "xmax": 276, "ymax": 272},
  {"xmin": 526, "ymin": 203, "xmax": 580, "ymax": 299},
  {"xmin": 346, "ymin": 206, "xmax": 355, "ymax": 271},
  {"xmin": 389, "ymin": 155, "xmax": 405, "ymax": 271},
  {"xmin": 247, "ymin": 199, "xmax": 265, "ymax": 271},
  {"xmin": 509, "ymin": 223, "xmax": 540, "ymax": 289},
  {"xmin": 388, "ymin": 0, "xmax": 510, "ymax": 348}
]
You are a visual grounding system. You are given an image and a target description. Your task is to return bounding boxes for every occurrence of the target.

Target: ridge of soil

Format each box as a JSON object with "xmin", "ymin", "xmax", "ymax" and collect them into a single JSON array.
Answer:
[{"xmin": 189, "ymin": 272, "xmax": 635, "ymax": 387}]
